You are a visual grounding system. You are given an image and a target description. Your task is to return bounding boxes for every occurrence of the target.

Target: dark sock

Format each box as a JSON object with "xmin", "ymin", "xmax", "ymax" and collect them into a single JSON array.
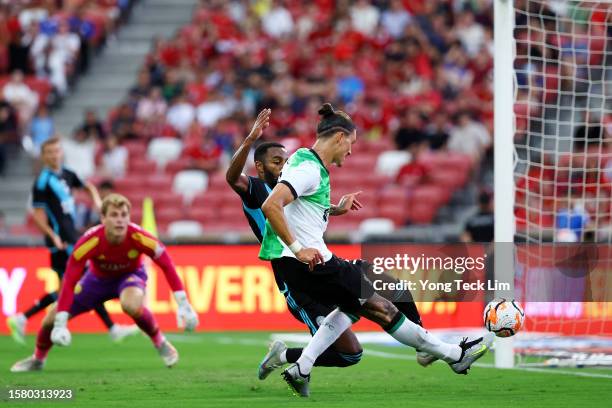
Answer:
[
  {"xmin": 94, "ymin": 305, "xmax": 115, "ymax": 330},
  {"xmin": 286, "ymin": 347, "xmax": 362, "ymax": 367},
  {"xmin": 24, "ymin": 292, "xmax": 58, "ymax": 319}
]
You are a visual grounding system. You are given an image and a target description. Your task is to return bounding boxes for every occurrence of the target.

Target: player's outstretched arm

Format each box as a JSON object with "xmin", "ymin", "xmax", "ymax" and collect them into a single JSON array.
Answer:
[
  {"xmin": 85, "ymin": 182, "xmax": 102, "ymax": 212},
  {"xmin": 152, "ymin": 249, "xmax": 199, "ymax": 331},
  {"xmin": 330, "ymin": 191, "xmax": 363, "ymax": 216},
  {"xmin": 52, "ymin": 254, "xmax": 87, "ymax": 346},
  {"xmin": 226, "ymin": 108, "xmax": 271, "ymax": 194},
  {"xmin": 262, "ymin": 184, "xmax": 324, "ymax": 270}
]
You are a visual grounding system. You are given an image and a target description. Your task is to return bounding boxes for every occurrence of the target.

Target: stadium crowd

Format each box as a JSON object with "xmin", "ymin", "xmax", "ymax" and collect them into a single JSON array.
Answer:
[
  {"xmin": 0, "ymin": 0, "xmax": 137, "ymax": 174},
  {"xmin": 7, "ymin": 0, "xmax": 609, "ymax": 240},
  {"xmin": 44, "ymin": 0, "xmax": 498, "ymax": 238}
]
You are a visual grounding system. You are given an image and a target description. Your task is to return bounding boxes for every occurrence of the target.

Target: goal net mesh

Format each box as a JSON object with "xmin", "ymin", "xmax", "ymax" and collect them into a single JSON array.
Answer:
[{"xmin": 512, "ymin": 0, "xmax": 612, "ymax": 367}]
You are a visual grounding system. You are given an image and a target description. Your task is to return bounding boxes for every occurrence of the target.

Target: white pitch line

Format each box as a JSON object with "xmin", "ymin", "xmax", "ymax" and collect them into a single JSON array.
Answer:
[
  {"xmin": 363, "ymin": 348, "xmax": 612, "ymax": 380},
  {"xmin": 207, "ymin": 336, "xmax": 612, "ymax": 380}
]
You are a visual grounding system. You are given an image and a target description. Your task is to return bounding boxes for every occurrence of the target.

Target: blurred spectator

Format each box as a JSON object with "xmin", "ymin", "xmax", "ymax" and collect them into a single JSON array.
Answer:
[
  {"xmin": 29, "ymin": 105, "xmax": 54, "ymax": 155},
  {"xmin": 381, "ymin": 0, "xmax": 412, "ymax": 39},
  {"xmin": 395, "ymin": 110, "xmax": 425, "ymax": 150},
  {"xmin": 47, "ymin": 21, "xmax": 81, "ymax": 96},
  {"xmin": 261, "ymin": 0, "xmax": 294, "ymax": 38},
  {"xmin": 18, "ymin": 5, "xmax": 48, "ymax": 29},
  {"xmin": 3, "ymin": 70, "xmax": 39, "ymax": 131},
  {"xmin": 110, "ymin": 103, "xmax": 137, "ymax": 140},
  {"xmin": 80, "ymin": 109, "xmax": 106, "ymax": 141},
  {"xmin": 336, "ymin": 64, "xmax": 364, "ymax": 104},
  {"xmin": 137, "ymin": 87, "xmax": 167, "ymax": 122},
  {"xmin": 75, "ymin": 180, "xmax": 115, "ymax": 233},
  {"xmin": 8, "ymin": 28, "xmax": 33, "ymax": 74},
  {"xmin": 350, "ymin": 0, "xmax": 380, "ymax": 37},
  {"xmin": 0, "ymin": 98, "xmax": 18, "ymax": 174},
  {"xmin": 130, "ymin": 69, "xmax": 152, "ymax": 98},
  {"xmin": 0, "ymin": 210, "xmax": 8, "ymax": 239},
  {"xmin": 454, "ymin": 9, "xmax": 486, "ymax": 57},
  {"xmin": 447, "ymin": 111, "xmax": 490, "ymax": 163},
  {"xmin": 184, "ymin": 131, "xmax": 223, "ymax": 173},
  {"xmin": 30, "ymin": 19, "xmax": 81, "ymax": 96},
  {"xmin": 197, "ymin": 90, "xmax": 235, "ymax": 128},
  {"xmin": 100, "ymin": 135, "xmax": 128, "ymax": 179},
  {"xmin": 461, "ymin": 189, "xmax": 494, "ymax": 242},
  {"xmin": 424, "ymin": 111, "xmax": 450, "ymax": 150},
  {"xmin": 166, "ymin": 93, "xmax": 195, "ymax": 134},
  {"xmin": 63, "ymin": 129, "xmax": 96, "ymax": 180},
  {"xmin": 395, "ymin": 142, "xmax": 429, "ymax": 186}
]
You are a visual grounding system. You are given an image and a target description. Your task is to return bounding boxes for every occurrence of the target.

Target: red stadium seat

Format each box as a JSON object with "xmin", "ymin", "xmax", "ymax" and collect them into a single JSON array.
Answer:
[
  {"xmin": 405, "ymin": 202, "xmax": 439, "ymax": 224},
  {"xmin": 427, "ymin": 168, "xmax": 468, "ymax": 189},
  {"xmin": 156, "ymin": 207, "xmax": 187, "ymax": 225},
  {"xmin": 146, "ymin": 174, "xmax": 173, "ymax": 190},
  {"xmin": 114, "ymin": 177, "xmax": 146, "ymax": 192},
  {"xmin": 207, "ymin": 171, "xmax": 227, "ymax": 188},
  {"xmin": 124, "ymin": 141, "xmax": 148, "ymax": 158},
  {"xmin": 410, "ymin": 185, "xmax": 449, "ymax": 206},
  {"xmin": 328, "ymin": 218, "xmax": 361, "ymax": 232},
  {"xmin": 186, "ymin": 206, "xmax": 217, "ymax": 224},
  {"xmin": 165, "ymin": 159, "xmax": 186, "ymax": 176},
  {"xmin": 378, "ymin": 185, "xmax": 408, "ymax": 206},
  {"xmin": 192, "ymin": 192, "xmax": 224, "ymax": 208},
  {"xmin": 378, "ymin": 202, "xmax": 407, "ymax": 226},
  {"xmin": 219, "ymin": 205, "xmax": 245, "ymax": 220},
  {"xmin": 129, "ymin": 157, "xmax": 157, "ymax": 175}
]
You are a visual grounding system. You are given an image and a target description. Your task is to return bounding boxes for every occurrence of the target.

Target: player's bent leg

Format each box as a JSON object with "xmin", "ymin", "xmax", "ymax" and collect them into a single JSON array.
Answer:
[
  {"xmin": 258, "ymin": 340, "xmax": 288, "ymax": 380},
  {"xmin": 265, "ymin": 329, "xmax": 362, "ymax": 381},
  {"xmin": 11, "ymin": 305, "xmax": 58, "ymax": 373},
  {"xmin": 7, "ymin": 313, "xmax": 28, "ymax": 345},
  {"xmin": 328, "ymin": 329, "xmax": 363, "ymax": 367},
  {"xmin": 360, "ymin": 295, "xmax": 461, "ymax": 363},
  {"xmin": 120, "ymin": 286, "xmax": 177, "ymax": 367},
  {"xmin": 360, "ymin": 295, "xmax": 490, "ymax": 374}
]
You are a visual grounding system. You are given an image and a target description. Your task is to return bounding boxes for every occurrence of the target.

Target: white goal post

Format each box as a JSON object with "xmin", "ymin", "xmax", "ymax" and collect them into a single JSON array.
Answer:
[{"xmin": 494, "ymin": 0, "xmax": 516, "ymax": 369}]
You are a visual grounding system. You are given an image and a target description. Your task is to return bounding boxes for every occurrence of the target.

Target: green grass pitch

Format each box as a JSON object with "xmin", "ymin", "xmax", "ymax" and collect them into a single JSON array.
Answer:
[{"xmin": 1, "ymin": 332, "xmax": 611, "ymax": 407}]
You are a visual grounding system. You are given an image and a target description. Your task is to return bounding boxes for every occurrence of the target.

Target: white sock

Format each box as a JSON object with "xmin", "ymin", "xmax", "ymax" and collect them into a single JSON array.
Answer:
[
  {"xmin": 279, "ymin": 350, "xmax": 288, "ymax": 364},
  {"xmin": 296, "ymin": 308, "xmax": 352, "ymax": 374},
  {"xmin": 386, "ymin": 314, "xmax": 461, "ymax": 363}
]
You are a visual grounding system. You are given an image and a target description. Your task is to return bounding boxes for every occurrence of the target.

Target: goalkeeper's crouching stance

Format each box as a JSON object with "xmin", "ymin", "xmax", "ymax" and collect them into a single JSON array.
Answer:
[{"xmin": 11, "ymin": 194, "xmax": 199, "ymax": 372}]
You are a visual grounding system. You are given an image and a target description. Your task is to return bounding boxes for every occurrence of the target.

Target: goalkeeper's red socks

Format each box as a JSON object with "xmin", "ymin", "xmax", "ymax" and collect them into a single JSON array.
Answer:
[
  {"xmin": 133, "ymin": 307, "xmax": 164, "ymax": 348},
  {"xmin": 34, "ymin": 326, "xmax": 52, "ymax": 361}
]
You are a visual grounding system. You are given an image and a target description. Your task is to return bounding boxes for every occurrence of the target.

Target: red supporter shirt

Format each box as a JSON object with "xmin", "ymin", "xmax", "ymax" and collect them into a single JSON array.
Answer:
[{"xmin": 57, "ymin": 223, "xmax": 184, "ymax": 312}]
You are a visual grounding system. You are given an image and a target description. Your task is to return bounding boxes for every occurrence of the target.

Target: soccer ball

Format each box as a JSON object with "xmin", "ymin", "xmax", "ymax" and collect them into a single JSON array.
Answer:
[{"xmin": 483, "ymin": 298, "xmax": 525, "ymax": 337}]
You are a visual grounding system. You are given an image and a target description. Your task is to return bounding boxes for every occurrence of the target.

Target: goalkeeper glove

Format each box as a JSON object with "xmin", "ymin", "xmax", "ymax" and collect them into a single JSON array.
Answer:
[
  {"xmin": 51, "ymin": 311, "xmax": 71, "ymax": 346},
  {"xmin": 174, "ymin": 291, "xmax": 199, "ymax": 331}
]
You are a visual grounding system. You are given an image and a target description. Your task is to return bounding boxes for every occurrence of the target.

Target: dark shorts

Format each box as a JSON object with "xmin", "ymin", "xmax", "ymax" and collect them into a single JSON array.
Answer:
[
  {"xmin": 271, "ymin": 255, "xmax": 375, "ymax": 314},
  {"xmin": 69, "ymin": 266, "xmax": 147, "ymax": 317},
  {"xmin": 273, "ymin": 271, "xmax": 335, "ymax": 335}
]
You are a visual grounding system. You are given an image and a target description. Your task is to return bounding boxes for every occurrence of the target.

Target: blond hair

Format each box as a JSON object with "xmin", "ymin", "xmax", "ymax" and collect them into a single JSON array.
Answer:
[
  {"xmin": 101, "ymin": 193, "xmax": 131, "ymax": 215},
  {"xmin": 40, "ymin": 136, "xmax": 61, "ymax": 153}
]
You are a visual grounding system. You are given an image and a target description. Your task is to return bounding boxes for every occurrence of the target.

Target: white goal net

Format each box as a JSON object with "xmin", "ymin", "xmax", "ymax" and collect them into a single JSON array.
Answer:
[{"xmin": 510, "ymin": 0, "xmax": 612, "ymax": 368}]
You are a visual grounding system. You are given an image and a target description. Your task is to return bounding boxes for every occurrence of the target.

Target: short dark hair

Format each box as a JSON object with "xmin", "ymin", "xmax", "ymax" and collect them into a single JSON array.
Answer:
[
  {"xmin": 479, "ymin": 190, "xmax": 492, "ymax": 206},
  {"xmin": 99, "ymin": 179, "xmax": 115, "ymax": 190},
  {"xmin": 316, "ymin": 103, "xmax": 355, "ymax": 138},
  {"xmin": 254, "ymin": 142, "xmax": 285, "ymax": 163}
]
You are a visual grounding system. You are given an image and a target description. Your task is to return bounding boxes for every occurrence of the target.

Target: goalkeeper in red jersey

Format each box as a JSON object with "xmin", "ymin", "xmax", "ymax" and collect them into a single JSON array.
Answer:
[{"xmin": 11, "ymin": 194, "xmax": 199, "ymax": 372}]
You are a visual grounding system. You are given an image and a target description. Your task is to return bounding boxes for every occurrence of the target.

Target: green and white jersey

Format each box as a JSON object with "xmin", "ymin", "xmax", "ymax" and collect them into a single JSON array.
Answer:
[{"xmin": 259, "ymin": 148, "xmax": 332, "ymax": 262}]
